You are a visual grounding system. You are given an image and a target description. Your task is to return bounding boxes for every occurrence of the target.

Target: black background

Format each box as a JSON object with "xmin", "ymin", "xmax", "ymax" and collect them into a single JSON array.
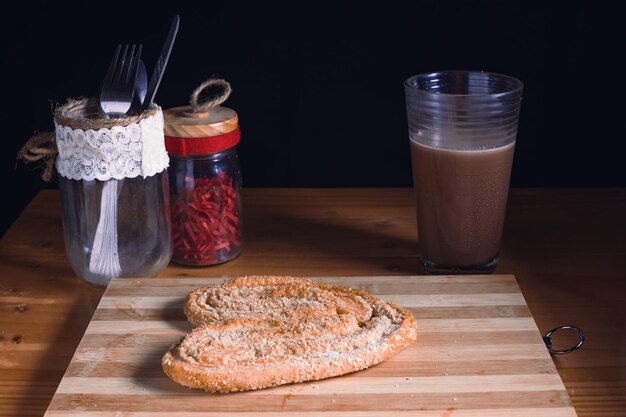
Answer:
[{"xmin": 2, "ymin": 1, "xmax": 625, "ymax": 236}]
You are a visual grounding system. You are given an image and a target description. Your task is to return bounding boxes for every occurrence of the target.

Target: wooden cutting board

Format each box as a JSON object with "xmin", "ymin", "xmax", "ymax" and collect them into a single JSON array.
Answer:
[{"xmin": 44, "ymin": 275, "xmax": 577, "ymax": 416}]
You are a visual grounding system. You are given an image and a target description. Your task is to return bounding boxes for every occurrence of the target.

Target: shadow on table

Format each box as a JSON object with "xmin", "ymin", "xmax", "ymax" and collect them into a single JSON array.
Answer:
[
  {"xmin": 244, "ymin": 208, "xmax": 425, "ymax": 275},
  {"xmin": 160, "ymin": 296, "xmax": 192, "ymax": 331}
]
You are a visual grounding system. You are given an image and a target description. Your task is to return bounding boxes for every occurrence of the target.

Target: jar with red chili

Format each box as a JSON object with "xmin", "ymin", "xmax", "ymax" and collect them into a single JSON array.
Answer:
[{"xmin": 163, "ymin": 79, "xmax": 243, "ymax": 265}]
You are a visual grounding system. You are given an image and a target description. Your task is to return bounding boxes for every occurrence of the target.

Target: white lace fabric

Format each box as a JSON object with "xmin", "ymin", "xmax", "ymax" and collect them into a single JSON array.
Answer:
[{"xmin": 55, "ymin": 108, "xmax": 169, "ymax": 181}]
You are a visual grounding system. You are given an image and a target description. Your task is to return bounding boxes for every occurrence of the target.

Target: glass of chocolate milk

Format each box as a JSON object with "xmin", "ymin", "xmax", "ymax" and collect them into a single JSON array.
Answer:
[{"xmin": 404, "ymin": 71, "xmax": 523, "ymax": 273}]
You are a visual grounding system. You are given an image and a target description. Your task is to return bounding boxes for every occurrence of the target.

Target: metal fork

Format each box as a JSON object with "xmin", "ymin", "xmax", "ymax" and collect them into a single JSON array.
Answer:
[
  {"xmin": 128, "ymin": 59, "xmax": 148, "ymax": 115},
  {"xmin": 90, "ymin": 44, "xmax": 142, "ymax": 281},
  {"xmin": 98, "ymin": 44, "xmax": 142, "ymax": 117}
]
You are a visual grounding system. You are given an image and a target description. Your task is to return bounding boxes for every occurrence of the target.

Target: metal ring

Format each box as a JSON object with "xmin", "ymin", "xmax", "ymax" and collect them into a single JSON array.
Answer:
[{"xmin": 543, "ymin": 325, "xmax": 585, "ymax": 354}]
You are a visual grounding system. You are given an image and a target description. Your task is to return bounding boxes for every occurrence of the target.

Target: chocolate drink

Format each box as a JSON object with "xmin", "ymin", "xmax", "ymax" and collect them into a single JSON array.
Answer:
[{"xmin": 410, "ymin": 140, "xmax": 515, "ymax": 268}]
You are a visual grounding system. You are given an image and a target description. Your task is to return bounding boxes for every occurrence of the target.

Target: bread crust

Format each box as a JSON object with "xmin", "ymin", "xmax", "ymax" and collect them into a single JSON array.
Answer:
[{"xmin": 163, "ymin": 275, "xmax": 417, "ymax": 393}]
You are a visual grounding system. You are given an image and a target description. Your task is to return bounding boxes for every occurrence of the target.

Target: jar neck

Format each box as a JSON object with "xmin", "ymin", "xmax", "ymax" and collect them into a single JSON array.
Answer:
[{"xmin": 169, "ymin": 146, "xmax": 238, "ymax": 161}]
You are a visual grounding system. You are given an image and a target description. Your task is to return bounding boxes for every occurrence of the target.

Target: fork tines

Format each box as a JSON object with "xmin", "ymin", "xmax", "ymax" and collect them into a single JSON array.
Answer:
[{"xmin": 98, "ymin": 43, "xmax": 142, "ymax": 118}]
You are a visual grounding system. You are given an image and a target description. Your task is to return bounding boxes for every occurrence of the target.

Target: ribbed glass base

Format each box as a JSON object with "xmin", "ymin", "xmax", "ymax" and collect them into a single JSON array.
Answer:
[{"xmin": 421, "ymin": 256, "xmax": 498, "ymax": 275}]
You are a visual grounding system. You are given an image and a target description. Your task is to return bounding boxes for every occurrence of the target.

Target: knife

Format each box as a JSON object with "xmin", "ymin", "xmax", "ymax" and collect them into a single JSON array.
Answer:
[{"xmin": 143, "ymin": 15, "xmax": 180, "ymax": 110}]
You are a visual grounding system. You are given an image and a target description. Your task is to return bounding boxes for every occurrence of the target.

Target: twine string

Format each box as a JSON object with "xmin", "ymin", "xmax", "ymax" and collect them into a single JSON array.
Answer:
[
  {"xmin": 17, "ymin": 132, "xmax": 57, "ymax": 182},
  {"xmin": 189, "ymin": 79, "xmax": 232, "ymax": 113},
  {"xmin": 55, "ymin": 98, "xmax": 158, "ymax": 130}
]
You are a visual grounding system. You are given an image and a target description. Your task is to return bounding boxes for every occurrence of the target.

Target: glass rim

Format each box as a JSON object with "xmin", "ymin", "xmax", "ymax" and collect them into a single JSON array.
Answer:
[{"xmin": 404, "ymin": 70, "xmax": 524, "ymax": 97}]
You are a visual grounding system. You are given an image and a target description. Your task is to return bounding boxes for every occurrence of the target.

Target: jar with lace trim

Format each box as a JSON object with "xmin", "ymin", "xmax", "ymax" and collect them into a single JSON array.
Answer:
[
  {"xmin": 163, "ymin": 79, "xmax": 243, "ymax": 265},
  {"xmin": 54, "ymin": 99, "xmax": 172, "ymax": 287}
]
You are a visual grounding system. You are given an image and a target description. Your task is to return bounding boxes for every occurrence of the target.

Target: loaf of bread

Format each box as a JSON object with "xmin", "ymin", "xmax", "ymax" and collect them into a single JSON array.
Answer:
[{"xmin": 162, "ymin": 276, "xmax": 417, "ymax": 392}]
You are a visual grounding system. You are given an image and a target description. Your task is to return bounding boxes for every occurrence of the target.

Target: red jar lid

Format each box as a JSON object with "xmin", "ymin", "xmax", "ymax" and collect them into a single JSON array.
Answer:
[{"xmin": 163, "ymin": 105, "xmax": 240, "ymax": 156}]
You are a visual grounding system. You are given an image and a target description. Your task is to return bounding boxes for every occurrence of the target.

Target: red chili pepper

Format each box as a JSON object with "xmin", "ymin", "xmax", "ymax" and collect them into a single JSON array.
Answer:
[{"xmin": 171, "ymin": 172, "xmax": 241, "ymax": 264}]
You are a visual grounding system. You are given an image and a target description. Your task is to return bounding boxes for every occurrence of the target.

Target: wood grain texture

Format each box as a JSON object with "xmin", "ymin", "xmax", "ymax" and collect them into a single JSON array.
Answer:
[
  {"xmin": 1, "ymin": 188, "xmax": 625, "ymax": 417},
  {"xmin": 43, "ymin": 276, "xmax": 575, "ymax": 416},
  {"xmin": 163, "ymin": 106, "xmax": 238, "ymax": 137}
]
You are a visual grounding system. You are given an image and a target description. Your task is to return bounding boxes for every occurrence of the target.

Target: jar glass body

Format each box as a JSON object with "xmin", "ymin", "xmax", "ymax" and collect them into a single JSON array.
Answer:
[
  {"xmin": 168, "ymin": 147, "xmax": 243, "ymax": 265},
  {"xmin": 58, "ymin": 171, "xmax": 173, "ymax": 287}
]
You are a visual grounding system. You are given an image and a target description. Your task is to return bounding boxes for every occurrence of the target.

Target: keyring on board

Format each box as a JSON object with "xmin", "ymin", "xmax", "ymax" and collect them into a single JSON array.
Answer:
[{"xmin": 542, "ymin": 325, "xmax": 585, "ymax": 354}]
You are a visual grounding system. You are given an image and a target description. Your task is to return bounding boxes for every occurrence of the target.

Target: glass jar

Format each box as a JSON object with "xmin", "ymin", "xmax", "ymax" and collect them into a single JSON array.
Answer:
[
  {"xmin": 58, "ymin": 173, "xmax": 172, "ymax": 287},
  {"xmin": 54, "ymin": 98, "xmax": 173, "ymax": 288},
  {"xmin": 164, "ymin": 105, "xmax": 243, "ymax": 265}
]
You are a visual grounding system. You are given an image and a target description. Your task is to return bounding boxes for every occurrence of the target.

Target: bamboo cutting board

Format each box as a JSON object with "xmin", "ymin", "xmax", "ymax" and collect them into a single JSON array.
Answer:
[{"xmin": 44, "ymin": 275, "xmax": 577, "ymax": 416}]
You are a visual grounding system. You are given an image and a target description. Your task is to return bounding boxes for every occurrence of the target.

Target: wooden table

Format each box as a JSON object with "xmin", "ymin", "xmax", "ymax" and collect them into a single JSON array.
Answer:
[{"xmin": 1, "ymin": 188, "xmax": 625, "ymax": 417}]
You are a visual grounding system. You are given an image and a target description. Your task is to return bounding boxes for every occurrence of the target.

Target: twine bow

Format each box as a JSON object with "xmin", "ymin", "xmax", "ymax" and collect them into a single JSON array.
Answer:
[{"xmin": 17, "ymin": 132, "xmax": 58, "ymax": 182}]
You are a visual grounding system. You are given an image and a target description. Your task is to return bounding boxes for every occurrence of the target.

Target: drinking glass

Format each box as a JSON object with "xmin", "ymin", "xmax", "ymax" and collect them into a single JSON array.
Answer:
[{"xmin": 404, "ymin": 70, "xmax": 523, "ymax": 273}]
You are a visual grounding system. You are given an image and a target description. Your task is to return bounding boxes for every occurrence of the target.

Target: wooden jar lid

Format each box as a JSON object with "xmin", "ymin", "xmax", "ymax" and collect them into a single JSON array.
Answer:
[{"xmin": 163, "ymin": 105, "xmax": 239, "ymax": 138}]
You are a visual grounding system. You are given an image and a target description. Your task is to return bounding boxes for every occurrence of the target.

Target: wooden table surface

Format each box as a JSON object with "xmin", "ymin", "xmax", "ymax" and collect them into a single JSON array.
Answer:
[{"xmin": 1, "ymin": 188, "xmax": 625, "ymax": 417}]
